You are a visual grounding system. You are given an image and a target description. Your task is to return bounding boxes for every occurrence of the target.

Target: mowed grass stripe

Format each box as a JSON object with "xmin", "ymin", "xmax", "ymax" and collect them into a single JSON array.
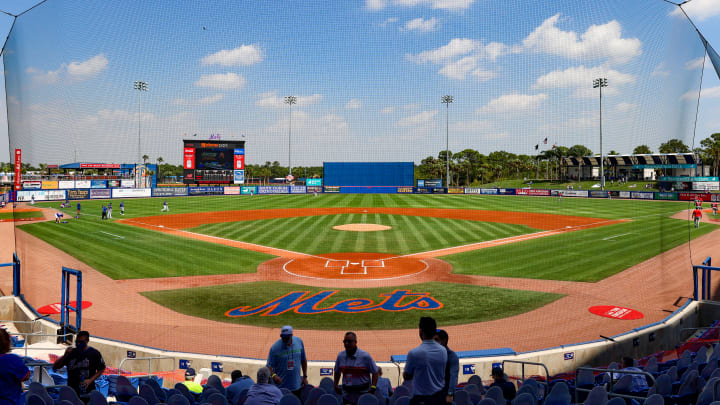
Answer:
[
  {"xmin": 305, "ymin": 215, "xmax": 341, "ymax": 253},
  {"xmin": 399, "ymin": 214, "xmax": 433, "ymax": 252},
  {"xmin": 385, "ymin": 214, "xmax": 410, "ymax": 253}
]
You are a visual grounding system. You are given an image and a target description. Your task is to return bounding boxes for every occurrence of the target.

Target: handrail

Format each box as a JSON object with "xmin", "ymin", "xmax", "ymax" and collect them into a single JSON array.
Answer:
[
  {"xmin": 116, "ymin": 356, "xmax": 175, "ymax": 377},
  {"xmin": 502, "ymin": 359, "xmax": 550, "ymax": 397},
  {"xmin": 9, "ymin": 332, "xmax": 74, "ymax": 358},
  {"xmin": 574, "ymin": 367, "xmax": 656, "ymax": 403}
]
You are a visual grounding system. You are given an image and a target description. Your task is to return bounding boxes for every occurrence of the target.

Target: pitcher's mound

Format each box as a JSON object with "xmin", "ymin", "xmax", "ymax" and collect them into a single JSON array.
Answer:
[{"xmin": 333, "ymin": 224, "xmax": 391, "ymax": 231}]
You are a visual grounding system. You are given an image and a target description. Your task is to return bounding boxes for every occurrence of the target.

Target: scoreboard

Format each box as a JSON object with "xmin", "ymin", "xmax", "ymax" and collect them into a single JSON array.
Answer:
[{"xmin": 183, "ymin": 140, "xmax": 245, "ymax": 185}]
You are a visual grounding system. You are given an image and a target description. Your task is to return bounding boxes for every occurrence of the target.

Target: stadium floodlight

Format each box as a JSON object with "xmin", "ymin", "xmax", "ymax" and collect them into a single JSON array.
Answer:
[
  {"xmin": 133, "ymin": 80, "xmax": 149, "ymax": 167},
  {"xmin": 284, "ymin": 96, "xmax": 297, "ymax": 176},
  {"xmin": 441, "ymin": 95, "xmax": 454, "ymax": 188},
  {"xmin": 593, "ymin": 78, "xmax": 607, "ymax": 191}
]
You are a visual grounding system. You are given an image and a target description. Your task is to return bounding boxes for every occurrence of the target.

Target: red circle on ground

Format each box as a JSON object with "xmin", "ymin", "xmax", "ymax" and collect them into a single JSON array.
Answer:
[
  {"xmin": 588, "ymin": 305, "xmax": 643, "ymax": 320},
  {"xmin": 37, "ymin": 301, "xmax": 93, "ymax": 315},
  {"xmin": 283, "ymin": 252, "xmax": 429, "ymax": 280}
]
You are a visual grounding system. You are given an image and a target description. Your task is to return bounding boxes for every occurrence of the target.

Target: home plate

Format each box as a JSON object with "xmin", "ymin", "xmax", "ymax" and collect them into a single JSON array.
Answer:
[{"xmin": 159, "ymin": 225, "xmax": 165, "ymax": 228}]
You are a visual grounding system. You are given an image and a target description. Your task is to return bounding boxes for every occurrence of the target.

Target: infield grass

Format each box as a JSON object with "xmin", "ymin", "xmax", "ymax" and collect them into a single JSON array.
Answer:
[
  {"xmin": 142, "ymin": 281, "xmax": 564, "ymax": 329},
  {"xmin": 0, "ymin": 211, "xmax": 43, "ymax": 220}
]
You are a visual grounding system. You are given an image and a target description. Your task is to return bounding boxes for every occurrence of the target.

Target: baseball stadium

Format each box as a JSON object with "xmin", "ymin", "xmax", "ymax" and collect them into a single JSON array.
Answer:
[{"xmin": 2, "ymin": 0, "xmax": 720, "ymax": 403}]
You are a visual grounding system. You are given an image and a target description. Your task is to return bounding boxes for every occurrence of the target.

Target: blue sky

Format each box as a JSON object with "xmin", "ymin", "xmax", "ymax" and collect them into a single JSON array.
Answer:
[{"xmin": 0, "ymin": 0, "xmax": 719, "ymax": 166}]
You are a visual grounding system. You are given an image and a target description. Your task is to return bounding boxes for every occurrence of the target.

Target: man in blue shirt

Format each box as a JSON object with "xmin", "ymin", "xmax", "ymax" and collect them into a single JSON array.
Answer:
[
  {"xmin": 434, "ymin": 330, "xmax": 458, "ymax": 404},
  {"xmin": 226, "ymin": 369, "xmax": 255, "ymax": 404},
  {"xmin": 0, "ymin": 329, "xmax": 30, "ymax": 405},
  {"xmin": 404, "ymin": 317, "xmax": 447, "ymax": 405},
  {"xmin": 375, "ymin": 368, "xmax": 393, "ymax": 403},
  {"xmin": 267, "ymin": 325, "xmax": 307, "ymax": 396},
  {"xmin": 245, "ymin": 367, "xmax": 283, "ymax": 405},
  {"xmin": 333, "ymin": 332, "xmax": 379, "ymax": 405}
]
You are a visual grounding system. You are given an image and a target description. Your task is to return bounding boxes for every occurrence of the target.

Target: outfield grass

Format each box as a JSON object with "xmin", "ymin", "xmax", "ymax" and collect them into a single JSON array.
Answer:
[
  {"xmin": 142, "ymin": 281, "xmax": 563, "ymax": 329},
  {"xmin": 189, "ymin": 213, "xmax": 537, "ymax": 255},
  {"xmin": 0, "ymin": 211, "xmax": 43, "ymax": 220},
  {"xmin": 19, "ymin": 218, "xmax": 274, "ymax": 279},
  {"xmin": 27, "ymin": 194, "xmax": 713, "ymax": 282}
]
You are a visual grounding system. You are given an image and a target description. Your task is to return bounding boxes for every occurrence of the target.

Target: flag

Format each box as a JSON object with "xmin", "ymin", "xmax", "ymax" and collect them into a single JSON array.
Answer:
[
  {"xmin": 543, "ymin": 138, "xmax": 548, "ymax": 144},
  {"xmin": 535, "ymin": 144, "xmax": 539, "ymax": 150}
]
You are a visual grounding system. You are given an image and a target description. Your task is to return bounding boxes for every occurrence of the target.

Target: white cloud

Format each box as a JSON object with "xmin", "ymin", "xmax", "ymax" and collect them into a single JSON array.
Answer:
[
  {"xmin": 25, "ymin": 67, "xmax": 39, "ymax": 74},
  {"xmin": 256, "ymin": 91, "xmax": 323, "ymax": 108},
  {"xmin": 651, "ymin": 63, "xmax": 670, "ymax": 77},
  {"xmin": 533, "ymin": 65, "xmax": 634, "ymax": 98},
  {"xmin": 194, "ymin": 73, "xmax": 246, "ymax": 90},
  {"xmin": 477, "ymin": 93, "xmax": 548, "ymax": 114},
  {"xmin": 381, "ymin": 17, "xmax": 398, "ymax": 27},
  {"xmin": 671, "ymin": 0, "xmax": 720, "ymax": 22},
  {"xmin": 472, "ymin": 69, "xmax": 496, "ymax": 82},
  {"xmin": 685, "ymin": 57, "xmax": 705, "ymax": 70},
  {"xmin": 438, "ymin": 56, "xmax": 478, "ymax": 79},
  {"xmin": 681, "ymin": 86, "xmax": 720, "ymax": 100},
  {"xmin": 201, "ymin": 45, "xmax": 264, "ymax": 66},
  {"xmin": 408, "ymin": 38, "xmax": 507, "ymax": 80},
  {"xmin": 403, "ymin": 17, "xmax": 438, "ymax": 32},
  {"xmin": 368, "ymin": 0, "xmax": 474, "ymax": 10},
  {"xmin": 396, "ymin": 110, "xmax": 438, "ymax": 127},
  {"xmin": 615, "ymin": 102, "xmax": 637, "ymax": 113},
  {"xmin": 31, "ymin": 68, "xmax": 62, "ymax": 84},
  {"xmin": 345, "ymin": 99, "xmax": 362, "ymax": 109},
  {"xmin": 67, "ymin": 54, "xmax": 108, "ymax": 79},
  {"xmin": 381, "ymin": 107, "xmax": 395, "ymax": 114},
  {"xmin": 408, "ymin": 38, "xmax": 481, "ymax": 64},
  {"xmin": 173, "ymin": 94, "xmax": 225, "ymax": 106},
  {"xmin": 520, "ymin": 14, "xmax": 642, "ymax": 64}
]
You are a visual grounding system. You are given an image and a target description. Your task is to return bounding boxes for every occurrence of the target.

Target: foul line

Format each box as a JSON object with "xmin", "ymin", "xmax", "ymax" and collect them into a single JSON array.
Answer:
[
  {"xmin": 97, "ymin": 231, "xmax": 125, "ymax": 239},
  {"xmin": 602, "ymin": 233, "xmax": 633, "ymax": 241}
]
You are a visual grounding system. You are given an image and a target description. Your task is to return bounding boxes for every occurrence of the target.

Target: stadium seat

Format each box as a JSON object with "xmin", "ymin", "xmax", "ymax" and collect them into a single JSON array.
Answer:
[
  {"xmin": 144, "ymin": 379, "xmax": 167, "ymax": 402},
  {"xmin": 647, "ymin": 374, "xmax": 672, "ymax": 397},
  {"xmin": 666, "ymin": 366, "xmax": 678, "ymax": 383},
  {"xmin": 174, "ymin": 383, "xmax": 197, "ymax": 405},
  {"xmin": 515, "ymin": 385, "xmax": 537, "ymax": 403},
  {"xmin": 642, "ymin": 394, "xmax": 663, "ymax": 405},
  {"xmin": 200, "ymin": 388, "xmax": 220, "ymax": 403},
  {"xmin": 703, "ymin": 360, "xmax": 719, "ymax": 379},
  {"xmin": 694, "ymin": 376, "xmax": 720, "ymax": 405},
  {"xmin": 279, "ymin": 394, "xmax": 301, "ymax": 405},
  {"xmin": 393, "ymin": 397, "xmax": 409, "ymax": 405},
  {"xmin": 319, "ymin": 378, "xmax": 335, "ymax": 394},
  {"xmin": 89, "ymin": 391, "xmax": 109, "ymax": 405},
  {"xmin": 392, "ymin": 387, "xmax": 410, "ymax": 401},
  {"xmin": 468, "ymin": 375, "xmax": 483, "ymax": 387},
  {"xmin": 478, "ymin": 399, "xmax": 497, "ymax": 405},
  {"xmin": 583, "ymin": 385, "xmax": 608, "ymax": 405},
  {"xmin": 544, "ymin": 382, "xmax": 571, "ymax": 405},
  {"xmin": 140, "ymin": 384, "xmax": 162, "ymax": 405},
  {"xmin": 27, "ymin": 382, "xmax": 54, "ymax": 405},
  {"xmin": 300, "ymin": 385, "xmax": 314, "ymax": 404},
  {"xmin": 116, "ymin": 376, "xmax": 139, "ymax": 402},
  {"xmin": 644, "ymin": 358, "xmax": 659, "ymax": 375},
  {"xmin": 59, "ymin": 400, "xmax": 76, "ymax": 405},
  {"xmin": 464, "ymin": 384, "xmax": 481, "ymax": 394},
  {"xmin": 280, "ymin": 389, "xmax": 291, "ymax": 396},
  {"xmin": 206, "ymin": 376, "xmax": 226, "ymax": 397},
  {"xmin": 26, "ymin": 394, "xmax": 47, "ymax": 405},
  {"xmin": 484, "ymin": 386, "xmax": 506, "ymax": 405},
  {"xmin": 59, "ymin": 386, "xmax": 84, "ymax": 405},
  {"xmin": 610, "ymin": 375, "xmax": 633, "ymax": 395},
  {"xmin": 453, "ymin": 390, "xmax": 472, "ymax": 405},
  {"xmin": 605, "ymin": 397, "xmax": 624, "ymax": 405},
  {"xmin": 317, "ymin": 394, "xmax": 339, "ymax": 405},
  {"xmin": 358, "ymin": 393, "xmax": 378, "ymax": 405},
  {"xmin": 168, "ymin": 394, "xmax": 191, "ymax": 405},
  {"xmin": 232, "ymin": 389, "xmax": 248, "ymax": 405},
  {"xmin": 306, "ymin": 387, "xmax": 325, "ymax": 405},
  {"xmin": 510, "ymin": 393, "xmax": 535, "ymax": 405},
  {"xmin": 129, "ymin": 396, "xmax": 150, "ymax": 405},
  {"xmin": 206, "ymin": 393, "xmax": 229, "ymax": 405}
]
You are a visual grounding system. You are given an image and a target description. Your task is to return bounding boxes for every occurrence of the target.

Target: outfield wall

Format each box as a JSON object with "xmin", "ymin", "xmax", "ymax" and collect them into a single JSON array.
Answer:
[
  {"xmin": 10, "ymin": 186, "xmax": 720, "ymax": 202},
  {"xmin": 2, "ymin": 294, "xmax": 718, "ymax": 387}
]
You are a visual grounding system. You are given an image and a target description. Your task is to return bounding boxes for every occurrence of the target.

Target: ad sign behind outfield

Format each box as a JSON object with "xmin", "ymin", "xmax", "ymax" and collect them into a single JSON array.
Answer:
[
  {"xmin": 551, "ymin": 190, "xmax": 588, "ymax": 197},
  {"xmin": 67, "ymin": 190, "xmax": 89, "ymax": 199},
  {"xmin": 290, "ymin": 186, "xmax": 307, "ymax": 194},
  {"xmin": 112, "ymin": 188, "xmax": 151, "ymax": 198},
  {"xmin": 258, "ymin": 186, "xmax": 289, "ymax": 194},
  {"xmin": 224, "ymin": 187, "xmax": 240, "ymax": 195},
  {"xmin": 153, "ymin": 188, "xmax": 188, "ymax": 197},
  {"xmin": 241, "ymin": 187, "xmax": 257, "ymax": 195},
  {"xmin": 90, "ymin": 189, "xmax": 111, "ymax": 199},
  {"xmin": 189, "ymin": 186, "xmax": 224, "ymax": 195},
  {"xmin": 517, "ymin": 189, "xmax": 550, "ymax": 196},
  {"xmin": 17, "ymin": 190, "xmax": 66, "ymax": 201},
  {"xmin": 631, "ymin": 192, "xmax": 654, "ymax": 200}
]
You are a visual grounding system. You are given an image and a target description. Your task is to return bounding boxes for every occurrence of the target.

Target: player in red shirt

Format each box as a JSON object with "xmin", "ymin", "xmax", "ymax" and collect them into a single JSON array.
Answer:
[
  {"xmin": 712, "ymin": 202, "xmax": 718, "ymax": 216},
  {"xmin": 692, "ymin": 207, "xmax": 703, "ymax": 228},
  {"xmin": 695, "ymin": 197, "xmax": 703, "ymax": 209}
]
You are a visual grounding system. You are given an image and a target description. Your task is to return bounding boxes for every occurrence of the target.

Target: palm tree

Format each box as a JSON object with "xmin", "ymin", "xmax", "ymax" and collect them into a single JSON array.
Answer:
[
  {"xmin": 156, "ymin": 157, "xmax": 164, "ymax": 183},
  {"xmin": 142, "ymin": 155, "xmax": 149, "ymax": 165}
]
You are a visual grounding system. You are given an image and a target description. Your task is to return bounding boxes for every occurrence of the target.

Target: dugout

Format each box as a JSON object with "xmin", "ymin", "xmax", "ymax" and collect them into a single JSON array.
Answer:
[{"xmin": 323, "ymin": 162, "xmax": 414, "ymax": 188}]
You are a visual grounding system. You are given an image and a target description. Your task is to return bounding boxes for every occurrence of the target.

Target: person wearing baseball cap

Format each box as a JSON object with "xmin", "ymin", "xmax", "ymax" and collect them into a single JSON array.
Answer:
[
  {"xmin": 489, "ymin": 367, "xmax": 515, "ymax": 400},
  {"xmin": 182, "ymin": 368, "xmax": 203, "ymax": 394},
  {"xmin": 266, "ymin": 325, "xmax": 307, "ymax": 396}
]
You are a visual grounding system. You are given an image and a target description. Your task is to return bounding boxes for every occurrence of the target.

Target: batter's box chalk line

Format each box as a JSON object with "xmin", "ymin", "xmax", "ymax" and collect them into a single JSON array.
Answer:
[{"xmin": 324, "ymin": 259, "xmax": 349, "ymax": 268}]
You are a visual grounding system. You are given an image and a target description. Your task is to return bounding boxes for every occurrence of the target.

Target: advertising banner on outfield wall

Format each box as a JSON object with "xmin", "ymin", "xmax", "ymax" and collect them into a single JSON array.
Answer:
[
  {"xmin": 58, "ymin": 181, "xmax": 75, "ymax": 189},
  {"xmin": 108, "ymin": 180, "xmax": 120, "ymax": 188},
  {"xmin": 324, "ymin": 186, "xmax": 340, "ymax": 193},
  {"xmin": 75, "ymin": 180, "xmax": 91, "ymax": 189},
  {"xmin": 432, "ymin": 188, "xmax": 446, "ymax": 194},
  {"xmin": 415, "ymin": 188, "xmax": 430, "ymax": 194},
  {"xmin": 464, "ymin": 188, "xmax": 482, "ymax": 194},
  {"xmin": 41, "ymin": 181, "xmax": 58, "ymax": 189},
  {"xmin": 241, "ymin": 186, "xmax": 257, "ymax": 195},
  {"xmin": 67, "ymin": 189, "xmax": 89, "ymax": 199},
  {"xmin": 306, "ymin": 178, "xmax": 322, "ymax": 186},
  {"xmin": 678, "ymin": 192, "xmax": 716, "ymax": 201},
  {"xmin": 290, "ymin": 186, "xmax": 307, "ymax": 194},
  {"xmin": 224, "ymin": 187, "xmax": 241, "ymax": 195},
  {"xmin": 516, "ymin": 189, "xmax": 550, "ymax": 196},
  {"xmin": 693, "ymin": 182, "xmax": 720, "ymax": 191},
  {"xmin": 153, "ymin": 187, "xmax": 188, "ymax": 197},
  {"xmin": 619, "ymin": 191, "xmax": 631, "ymax": 199},
  {"xmin": 655, "ymin": 192, "xmax": 678, "ymax": 200},
  {"xmin": 189, "ymin": 186, "xmax": 224, "ymax": 195},
  {"xmin": 113, "ymin": 188, "xmax": 151, "ymax": 198},
  {"xmin": 448, "ymin": 187, "xmax": 464, "ymax": 194},
  {"xmin": 90, "ymin": 189, "xmax": 111, "ymax": 199},
  {"xmin": 498, "ymin": 188, "xmax": 516, "ymax": 195},
  {"xmin": 631, "ymin": 192, "xmax": 654, "ymax": 200},
  {"xmin": 121, "ymin": 180, "xmax": 135, "ymax": 188},
  {"xmin": 590, "ymin": 191, "xmax": 609, "ymax": 198},
  {"xmin": 397, "ymin": 187, "xmax": 413, "ymax": 193},
  {"xmin": 417, "ymin": 179, "xmax": 442, "ymax": 188},
  {"xmin": 258, "ymin": 186, "xmax": 290, "ymax": 194},
  {"xmin": 233, "ymin": 170, "xmax": 245, "ymax": 184},
  {"xmin": 17, "ymin": 190, "xmax": 66, "ymax": 201},
  {"xmin": 22, "ymin": 181, "xmax": 41, "ymax": 190},
  {"xmin": 90, "ymin": 180, "xmax": 107, "ymax": 189},
  {"xmin": 551, "ymin": 190, "xmax": 588, "ymax": 197}
]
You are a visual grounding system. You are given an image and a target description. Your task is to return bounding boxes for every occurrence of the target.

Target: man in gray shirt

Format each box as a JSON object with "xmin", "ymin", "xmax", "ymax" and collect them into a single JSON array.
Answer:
[{"xmin": 404, "ymin": 317, "xmax": 447, "ymax": 405}]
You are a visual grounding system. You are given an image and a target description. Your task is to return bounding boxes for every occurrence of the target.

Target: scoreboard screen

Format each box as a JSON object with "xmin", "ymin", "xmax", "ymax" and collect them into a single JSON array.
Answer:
[{"xmin": 183, "ymin": 140, "xmax": 245, "ymax": 185}]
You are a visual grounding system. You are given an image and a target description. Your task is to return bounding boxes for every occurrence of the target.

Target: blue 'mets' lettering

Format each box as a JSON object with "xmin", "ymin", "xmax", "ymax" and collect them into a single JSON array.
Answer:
[{"xmin": 225, "ymin": 290, "xmax": 443, "ymax": 317}]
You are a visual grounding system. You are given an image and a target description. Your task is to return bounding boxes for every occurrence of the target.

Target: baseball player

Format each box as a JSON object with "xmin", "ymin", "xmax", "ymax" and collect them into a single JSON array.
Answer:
[
  {"xmin": 696, "ymin": 197, "xmax": 703, "ymax": 209},
  {"xmin": 161, "ymin": 200, "xmax": 169, "ymax": 212},
  {"xmin": 101, "ymin": 205, "xmax": 108, "ymax": 220},
  {"xmin": 107, "ymin": 202, "xmax": 113, "ymax": 219},
  {"xmin": 55, "ymin": 211, "xmax": 64, "ymax": 224},
  {"xmin": 76, "ymin": 202, "xmax": 81, "ymax": 218},
  {"xmin": 120, "ymin": 201, "xmax": 125, "ymax": 215},
  {"xmin": 692, "ymin": 207, "xmax": 703, "ymax": 228},
  {"xmin": 712, "ymin": 202, "xmax": 718, "ymax": 216}
]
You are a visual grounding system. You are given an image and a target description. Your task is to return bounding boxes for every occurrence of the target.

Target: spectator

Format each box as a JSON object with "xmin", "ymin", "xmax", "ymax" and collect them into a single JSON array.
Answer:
[
  {"xmin": 226, "ymin": 370, "xmax": 254, "ymax": 404},
  {"xmin": 375, "ymin": 369, "xmax": 393, "ymax": 403},
  {"xmin": 182, "ymin": 368, "xmax": 203, "ymax": 394},
  {"xmin": 267, "ymin": 325, "xmax": 307, "ymax": 396},
  {"xmin": 0, "ymin": 328, "xmax": 30, "ymax": 405},
  {"xmin": 403, "ymin": 317, "xmax": 447, "ymax": 405},
  {"xmin": 609, "ymin": 357, "xmax": 649, "ymax": 392},
  {"xmin": 246, "ymin": 367, "xmax": 283, "ymax": 405},
  {"xmin": 52, "ymin": 331, "xmax": 106, "ymax": 398},
  {"xmin": 434, "ymin": 330, "xmax": 458, "ymax": 404},
  {"xmin": 333, "ymin": 332, "xmax": 379, "ymax": 405},
  {"xmin": 489, "ymin": 367, "xmax": 516, "ymax": 400}
]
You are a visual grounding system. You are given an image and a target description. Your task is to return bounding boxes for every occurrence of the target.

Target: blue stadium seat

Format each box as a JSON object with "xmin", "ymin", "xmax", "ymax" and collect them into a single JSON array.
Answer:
[
  {"xmin": 168, "ymin": 394, "xmax": 191, "ymax": 405},
  {"xmin": 484, "ymin": 386, "xmax": 506, "ymax": 405},
  {"xmin": 510, "ymin": 393, "xmax": 535, "ymax": 405},
  {"xmin": 27, "ymin": 382, "xmax": 54, "ymax": 405},
  {"xmin": 116, "ymin": 376, "xmax": 139, "ymax": 402},
  {"xmin": 642, "ymin": 394, "xmax": 663, "ymax": 405},
  {"xmin": 478, "ymin": 399, "xmax": 497, "ymax": 405},
  {"xmin": 279, "ymin": 394, "xmax": 301, "ymax": 405},
  {"xmin": 26, "ymin": 394, "xmax": 47, "ymax": 405},
  {"xmin": 206, "ymin": 393, "xmax": 229, "ymax": 405},
  {"xmin": 605, "ymin": 397, "xmax": 624, "ymax": 405},
  {"xmin": 129, "ymin": 396, "xmax": 150, "ymax": 405},
  {"xmin": 58, "ymin": 386, "xmax": 83, "ymax": 405},
  {"xmin": 200, "ymin": 388, "xmax": 221, "ymax": 404},
  {"xmin": 583, "ymin": 385, "xmax": 608, "ymax": 405},
  {"xmin": 393, "ymin": 397, "xmax": 409, "ymax": 405},
  {"xmin": 357, "ymin": 393, "xmax": 378, "ymax": 405},
  {"xmin": 140, "ymin": 384, "xmax": 162, "ymax": 405},
  {"xmin": 468, "ymin": 375, "xmax": 483, "ymax": 388},
  {"xmin": 453, "ymin": 390, "xmax": 472, "ymax": 405},
  {"xmin": 88, "ymin": 391, "xmax": 108, "ymax": 405},
  {"xmin": 318, "ymin": 394, "xmax": 339, "ymax": 405},
  {"xmin": 143, "ymin": 379, "xmax": 167, "ymax": 402},
  {"xmin": 306, "ymin": 387, "xmax": 325, "ymax": 405},
  {"xmin": 544, "ymin": 381, "xmax": 571, "ymax": 405},
  {"xmin": 319, "ymin": 378, "xmax": 335, "ymax": 395}
]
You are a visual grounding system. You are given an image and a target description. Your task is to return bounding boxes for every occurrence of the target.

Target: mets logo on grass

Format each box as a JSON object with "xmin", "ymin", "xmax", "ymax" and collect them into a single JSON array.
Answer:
[{"xmin": 225, "ymin": 290, "xmax": 443, "ymax": 317}]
